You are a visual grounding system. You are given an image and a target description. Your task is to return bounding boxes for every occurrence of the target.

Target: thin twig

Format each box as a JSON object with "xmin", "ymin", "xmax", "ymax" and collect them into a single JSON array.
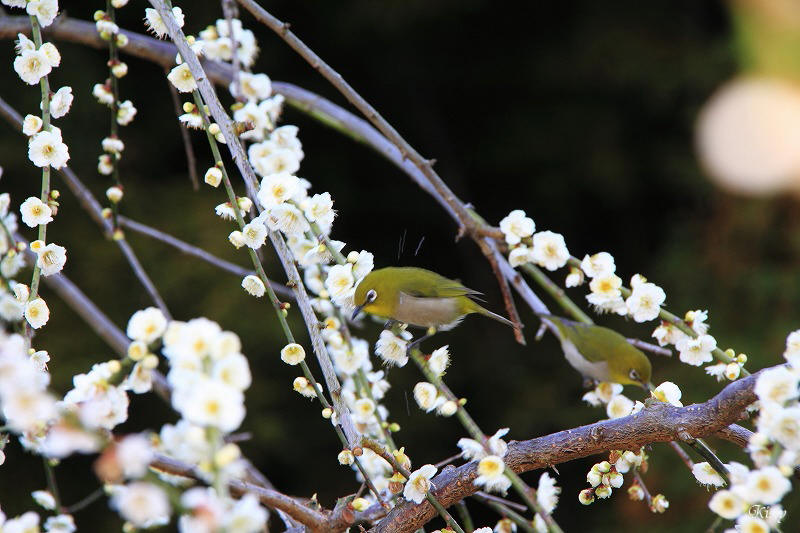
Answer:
[
  {"xmin": 64, "ymin": 487, "xmax": 105, "ymax": 514},
  {"xmin": 632, "ymin": 470, "xmax": 653, "ymax": 509},
  {"xmin": 626, "ymin": 338, "xmax": 672, "ymax": 357},
  {"xmin": 668, "ymin": 441, "xmax": 694, "ymax": 471},
  {"xmin": 165, "ymin": 68, "xmax": 200, "ymax": 189}
]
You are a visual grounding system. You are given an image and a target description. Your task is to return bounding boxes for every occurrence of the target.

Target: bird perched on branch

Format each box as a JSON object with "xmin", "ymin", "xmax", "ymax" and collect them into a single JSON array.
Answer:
[
  {"xmin": 351, "ymin": 267, "xmax": 515, "ymax": 333},
  {"xmin": 539, "ymin": 315, "xmax": 652, "ymax": 388}
]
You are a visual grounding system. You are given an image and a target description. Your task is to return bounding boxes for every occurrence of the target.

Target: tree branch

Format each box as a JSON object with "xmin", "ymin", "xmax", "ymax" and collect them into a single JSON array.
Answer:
[{"xmin": 370, "ymin": 367, "xmax": 764, "ymax": 533}]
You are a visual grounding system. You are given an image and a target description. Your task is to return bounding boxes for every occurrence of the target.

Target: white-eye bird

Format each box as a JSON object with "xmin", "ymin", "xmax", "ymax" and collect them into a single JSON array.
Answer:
[
  {"xmin": 540, "ymin": 315, "xmax": 652, "ymax": 388},
  {"xmin": 351, "ymin": 267, "xmax": 514, "ymax": 331}
]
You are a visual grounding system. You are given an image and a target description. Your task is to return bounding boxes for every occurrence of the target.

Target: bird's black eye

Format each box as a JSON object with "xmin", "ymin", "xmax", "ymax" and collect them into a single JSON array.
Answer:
[
  {"xmin": 366, "ymin": 289, "xmax": 377, "ymax": 302},
  {"xmin": 629, "ymin": 369, "xmax": 640, "ymax": 381}
]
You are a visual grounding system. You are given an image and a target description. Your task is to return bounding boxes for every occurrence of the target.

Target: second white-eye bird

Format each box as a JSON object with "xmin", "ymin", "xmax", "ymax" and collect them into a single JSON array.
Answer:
[{"xmin": 540, "ymin": 315, "xmax": 652, "ymax": 388}]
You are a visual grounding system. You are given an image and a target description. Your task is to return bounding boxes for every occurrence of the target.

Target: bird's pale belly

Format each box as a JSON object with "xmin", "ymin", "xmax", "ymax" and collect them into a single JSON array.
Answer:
[
  {"xmin": 561, "ymin": 338, "xmax": 610, "ymax": 382},
  {"xmin": 394, "ymin": 293, "xmax": 464, "ymax": 330}
]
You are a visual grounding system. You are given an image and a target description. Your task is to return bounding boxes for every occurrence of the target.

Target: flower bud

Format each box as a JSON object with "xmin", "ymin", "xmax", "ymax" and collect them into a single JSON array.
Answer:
[
  {"xmin": 725, "ymin": 362, "xmax": 740, "ymax": 380},
  {"xmin": 351, "ymin": 497, "xmax": 369, "ymax": 512},
  {"xmin": 208, "ymin": 123, "xmax": 221, "ymax": 136},
  {"xmin": 127, "ymin": 340, "xmax": 147, "ymax": 361},
  {"xmin": 595, "ymin": 485, "xmax": 612, "ymax": 499},
  {"xmin": 578, "ymin": 488, "xmax": 595, "ymax": 505},
  {"xmin": 338, "ymin": 449, "xmax": 354, "ymax": 465},
  {"xmin": 204, "ymin": 167, "xmax": 223, "ymax": 187},
  {"xmin": 142, "ymin": 354, "xmax": 159, "ymax": 370},
  {"xmin": 106, "ymin": 186, "xmax": 123, "ymax": 204},
  {"xmin": 628, "ymin": 484, "xmax": 644, "ymax": 501}
]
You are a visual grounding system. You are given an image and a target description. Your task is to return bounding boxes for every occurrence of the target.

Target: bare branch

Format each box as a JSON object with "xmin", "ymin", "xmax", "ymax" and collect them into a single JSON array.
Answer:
[{"xmin": 370, "ymin": 368, "xmax": 764, "ymax": 533}]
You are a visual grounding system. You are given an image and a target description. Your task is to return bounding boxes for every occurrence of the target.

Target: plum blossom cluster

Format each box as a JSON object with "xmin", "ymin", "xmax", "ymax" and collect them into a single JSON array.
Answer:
[
  {"xmin": 581, "ymin": 381, "xmax": 644, "ymax": 419},
  {"xmin": 701, "ymin": 333, "xmax": 799, "ymax": 531},
  {"xmin": 578, "ymin": 449, "xmax": 662, "ymax": 510},
  {"xmin": 92, "ymin": 5, "xmax": 133, "ymax": 201},
  {"xmin": 501, "ymin": 210, "xmax": 569, "ymax": 272}
]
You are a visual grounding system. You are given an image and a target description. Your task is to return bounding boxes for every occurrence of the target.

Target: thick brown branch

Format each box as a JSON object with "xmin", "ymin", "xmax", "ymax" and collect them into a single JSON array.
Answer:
[{"xmin": 370, "ymin": 369, "xmax": 764, "ymax": 533}]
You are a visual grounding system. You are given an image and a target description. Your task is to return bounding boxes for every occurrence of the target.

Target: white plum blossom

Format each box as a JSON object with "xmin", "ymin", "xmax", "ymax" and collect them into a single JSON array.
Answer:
[
  {"xmin": 586, "ymin": 273, "xmax": 622, "ymax": 307},
  {"xmin": 49, "ymin": 86, "xmax": 73, "ymax": 119},
  {"xmin": 20, "ymin": 196, "xmax": 53, "ymax": 227},
  {"xmin": 537, "ymin": 471, "xmax": 560, "ymax": 514},
  {"xmin": 117, "ymin": 100, "xmax": 137, "ymax": 125},
  {"xmin": 606, "ymin": 394, "xmax": 634, "ymax": 418},
  {"xmin": 428, "ymin": 345, "xmax": 450, "ymax": 376},
  {"xmin": 35, "ymin": 243, "xmax": 67, "ymax": 276},
  {"xmin": 144, "ymin": 6, "xmax": 184, "ymax": 38},
  {"xmin": 116, "ymin": 434, "xmax": 154, "ymax": 479},
  {"xmin": 176, "ymin": 378, "xmax": 245, "ymax": 432},
  {"xmin": 235, "ymin": 72, "xmax": 272, "ymax": 101},
  {"xmin": 27, "ymin": 0, "xmax": 59, "ymax": 27},
  {"xmin": 692, "ymin": 462, "xmax": 726, "ymax": 487},
  {"xmin": 28, "ymin": 130, "xmax": 70, "ymax": 169},
  {"xmin": 265, "ymin": 203, "xmax": 310, "ymax": 235},
  {"xmin": 14, "ymin": 49, "xmax": 51, "ymax": 84},
  {"xmin": 475, "ymin": 455, "xmax": 511, "ymax": 494},
  {"xmin": 110, "ymin": 482, "xmax": 170, "ymax": 528},
  {"xmin": 508, "ymin": 245, "xmax": 535, "ymax": 267},
  {"xmin": 625, "ymin": 280, "xmax": 666, "ymax": 322},
  {"xmin": 413, "ymin": 382, "xmax": 439, "ymax": 412},
  {"xmin": 22, "ymin": 114, "xmax": 43, "ymax": 136},
  {"xmin": 126, "ymin": 307, "xmax": 167, "ymax": 343},
  {"xmin": 651, "ymin": 381, "xmax": 683, "ymax": 407},
  {"xmin": 580, "ymin": 252, "xmax": 615, "ymax": 278},
  {"xmin": 167, "ymin": 63, "xmax": 196, "ymax": 93},
  {"xmin": 403, "ymin": 464, "xmax": 437, "ymax": 503},
  {"xmin": 351, "ymin": 250, "xmax": 374, "ymax": 280},
  {"xmin": 257, "ymin": 173, "xmax": 300, "ymax": 207},
  {"xmin": 241, "ymin": 218, "xmax": 268, "ymax": 249},
  {"xmin": 325, "ymin": 263, "xmax": 355, "ymax": 306},
  {"xmin": 531, "ymin": 231, "xmax": 569, "ymax": 271},
  {"xmin": 375, "ymin": 329, "xmax": 410, "ymax": 367},
  {"xmin": 499, "ymin": 210, "xmax": 534, "ymax": 245},
  {"xmin": 25, "ymin": 297, "xmax": 50, "ymax": 329},
  {"xmin": 676, "ymin": 334, "xmax": 717, "ymax": 366},
  {"xmin": 784, "ymin": 329, "xmax": 800, "ymax": 367},
  {"xmin": 241, "ymin": 274, "xmax": 266, "ymax": 297},
  {"xmin": 754, "ymin": 366, "xmax": 799, "ymax": 405},
  {"xmin": 280, "ymin": 343, "xmax": 306, "ymax": 366},
  {"xmin": 740, "ymin": 467, "xmax": 791, "ymax": 505}
]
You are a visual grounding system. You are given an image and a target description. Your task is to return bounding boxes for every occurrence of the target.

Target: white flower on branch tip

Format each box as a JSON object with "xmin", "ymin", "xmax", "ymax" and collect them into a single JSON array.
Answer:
[
  {"xmin": 1, "ymin": 513, "xmax": 39, "ymax": 533},
  {"xmin": 537, "ymin": 472, "xmax": 560, "ymax": 513},
  {"xmin": 14, "ymin": 48, "xmax": 52, "ymax": 85},
  {"xmin": 761, "ymin": 405, "xmax": 800, "ymax": 451},
  {"xmin": 234, "ymin": 72, "xmax": 272, "ymax": 101},
  {"xmin": 625, "ymin": 280, "xmax": 665, "ymax": 322},
  {"xmin": 676, "ymin": 334, "xmax": 717, "ymax": 366},
  {"xmin": 375, "ymin": 329, "xmax": 410, "ymax": 367},
  {"xmin": 28, "ymin": 129, "xmax": 70, "ymax": 169},
  {"xmin": 499, "ymin": 210, "xmax": 534, "ymax": 245},
  {"xmin": 754, "ymin": 365, "xmax": 799, "ymax": 405},
  {"xmin": 325, "ymin": 263, "xmax": 354, "ymax": 305},
  {"xmin": 241, "ymin": 274, "xmax": 265, "ymax": 297},
  {"xmin": 651, "ymin": 381, "xmax": 682, "ymax": 406},
  {"xmin": 428, "ymin": 345, "xmax": 450, "ymax": 376},
  {"xmin": 705, "ymin": 362, "xmax": 727, "ymax": 381},
  {"xmin": 22, "ymin": 114, "xmax": 43, "ymax": 136},
  {"xmin": 403, "ymin": 464, "xmax": 437, "ymax": 503},
  {"xmin": 735, "ymin": 515, "xmax": 770, "ymax": 533},
  {"xmin": 586, "ymin": 273, "xmax": 622, "ymax": 306},
  {"xmin": 685, "ymin": 309, "xmax": 710, "ymax": 335},
  {"xmin": 738, "ymin": 466, "xmax": 791, "ymax": 505},
  {"xmin": 303, "ymin": 239, "xmax": 346, "ymax": 267},
  {"xmin": 126, "ymin": 307, "xmax": 167, "ymax": 343},
  {"xmin": 652, "ymin": 321, "xmax": 686, "ymax": 347},
  {"xmin": 35, "ymin": 242, "xmax": 67, "ymax": 276},
  {"xmin": 116, "ymin": 433, "xmax": 154, "ymax": 480},
  {"xmin": 167, "ymin": 63, "xmax": 197, "ymax": 93},
  {"xmin": 580, "ymin": 252, "xmax": 615, "ymax": 278},
  {"xmin": 241, "ymin": 218, "xmax": 268, "ymax": 249},
  {"xmin": 110, "ymin": 482, "xmax": 170, "ymax": 528},
  {"xmin": 24, "ymin": 297, "xmax": 49, "ymax": 329},
  {"xmin": 20, "ymin": 196, "xmax": 53, "ymax": 227},
  {"xmin": 353, "ymin": 397, "xmax": 376, "ymax": 424},
  {"xmin": 26, "ymin": 0, "xmax": 58, "ymax": 27},
  {"xmin": 106, "ymin": 186, "xmax": 123, "ymax": 204},
  {"xmin": 692, "ymin": 462, "xmax": 726, "ymax": 487},
  {"xmin": 39, "ymin": 42, "xmax": 60, "ymax": 68},
  {"xmin": 144, "ymin": 7, "xmax": 184, "ymax": 39},
  {"xmin": 117, "ymin": 100, "xmax": 137, "ymax": 125},
  {"xmin": 257, "ymin": 172, "xmax": 300, "ymax": 207},
  {"xmin": 47, "ymin": 86, "xmax": 73, "ymax": 119},
  {"xmin": 32, "ymin": 489, "xmax": 56, "ymax": 510},
  {"xmin": 0, "ymin": 294, "xmax": 24, "ymax": 321},
  {"xmin": 531, "ymin": 230, "xmax": 569, "ymax": 271},
  {"xmin": 475, "ymin": 455, "xmax": 511, "ymax": 494},
  {"xmin": 565, "ymin": 267, "xmax": 584, "ymax": 287},
  {"xmin": 44, "ymin": 514, "xmax": 76, "ymax": 533},
  {"xmin": 175, "ymin": 378, "xmax": 245, "ymax": 432},
  {"xmin": 606, "ymin": 394, "xmax": 634, "ymax": 419},
  {"xmin": 15, "ymin": 32, "xmax": 35, "ymax": 54},
  {"xmin": 179, "ymin": 111, "xmax": 203, "ymax": 129},
  {"xmin": 351, "ymin": 250, "xmax": 374, "ymax": 280},
  {"xmin": 204, "ymin": 167, "xmax": 222, "ymax": 187},
  {"xmin": 458, "ymin": 428, "xmax": 509, "ymax": 461},
  {"xmin": 102, "ymin": 136, "xmax": 125, "ymax": 154},
  {"xmin": 413, "ymin": 382, "xmax": 438, "ymax": 412},
  {"xmin": 92, "ymin": 83, "xmax": 114, "ymax": 106},
  {"xmin": 265, "ymin": 203, "xmax": 310, "ymax": 236},
  {"xmin": 280, "ymin": 343, "xmax": 305, "ymax": 366},
  {"xmin": 508, "ymin": 245, "xmax": 534, "ymax": 268}
]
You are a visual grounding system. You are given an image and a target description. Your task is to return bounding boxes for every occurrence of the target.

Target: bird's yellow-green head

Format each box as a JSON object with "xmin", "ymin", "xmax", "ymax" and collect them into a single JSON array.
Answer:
[
  {"xmin": 605, "ymin": 344, "xmax": 652, "ymax": 387},
  {"xmin": 352, "ymin": 268, "xmax": 398, "ymax": 319}
]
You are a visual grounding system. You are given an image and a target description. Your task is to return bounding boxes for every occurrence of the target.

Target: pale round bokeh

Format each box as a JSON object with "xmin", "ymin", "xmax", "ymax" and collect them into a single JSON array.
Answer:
[{"xmin": 696, "ymin": 76, "xmax": 800, "ymax": 195}]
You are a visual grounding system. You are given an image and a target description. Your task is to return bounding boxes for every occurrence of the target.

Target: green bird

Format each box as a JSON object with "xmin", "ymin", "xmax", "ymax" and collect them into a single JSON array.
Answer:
[
  {"xmin": 351, "ymin": 267, "xmax": 515, "ymax": 331},
  {"xmin": 540, "ymin": 315, "xmax": 652, "ymax": 388}
]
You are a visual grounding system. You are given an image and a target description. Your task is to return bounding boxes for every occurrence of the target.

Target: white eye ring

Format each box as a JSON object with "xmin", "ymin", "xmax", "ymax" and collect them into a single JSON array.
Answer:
[
  {"xmin": 366, "ymin": 289, "xmax": 377, "ymax": 302},
  {"xmin": 629, "ymin": 369, "xmax": 640, "ymax": 381}
]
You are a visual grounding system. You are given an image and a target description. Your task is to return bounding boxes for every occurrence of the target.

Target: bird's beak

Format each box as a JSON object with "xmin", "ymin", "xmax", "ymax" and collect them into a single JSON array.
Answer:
[
  {"xmin": 351, "ymin": 304, "xmax": 365, "ymax": 321},
  {"xmin": 642, "ymin": 381, "xmax": 654, "ymax": 392}
]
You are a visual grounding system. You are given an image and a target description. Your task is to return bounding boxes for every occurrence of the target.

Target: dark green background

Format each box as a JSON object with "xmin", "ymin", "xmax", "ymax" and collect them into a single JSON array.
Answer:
[{"xmin": 0, "ymin": 1, "xmax": 797, "ymax": 531}]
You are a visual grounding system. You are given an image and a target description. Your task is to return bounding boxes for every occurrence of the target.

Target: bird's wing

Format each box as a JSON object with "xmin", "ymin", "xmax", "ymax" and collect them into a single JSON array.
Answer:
[
  {"xmin": 560, "ymin": 321, "xmax": 623, "ymax": 363},
  {"xmin": 399, "ymin": 270, "xmax": 482, "ymax": 298}
]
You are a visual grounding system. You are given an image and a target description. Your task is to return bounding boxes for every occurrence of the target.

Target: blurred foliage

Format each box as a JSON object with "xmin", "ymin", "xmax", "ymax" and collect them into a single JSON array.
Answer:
[{"xmin": 0, "ymin": 0, "xmax": 798, "ymax": 531}]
